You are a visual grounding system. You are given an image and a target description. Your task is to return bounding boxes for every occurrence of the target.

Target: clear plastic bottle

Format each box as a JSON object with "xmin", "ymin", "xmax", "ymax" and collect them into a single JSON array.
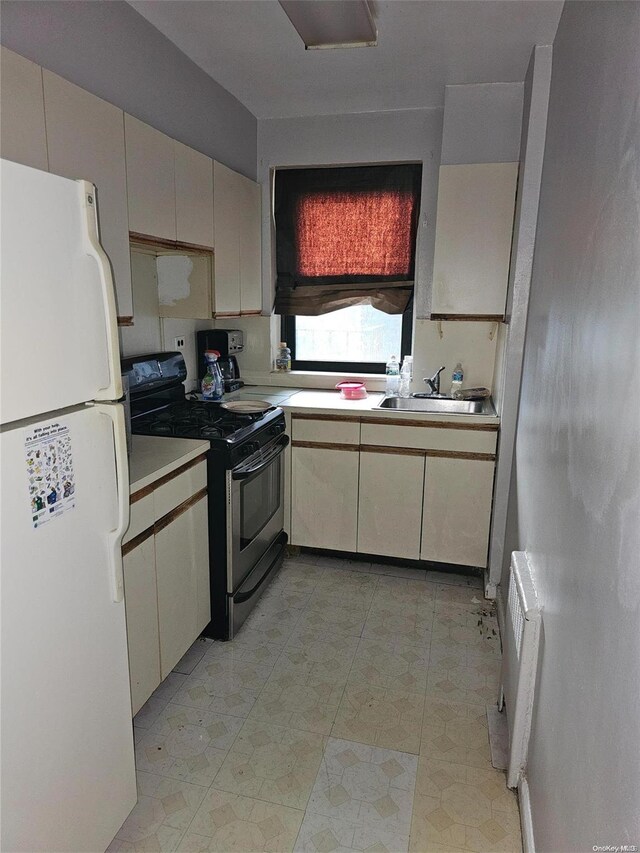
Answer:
[
  {"xmin": 385, "ymin": 355, "xmax": 400, "ymax": 397},
  {"xmin": 202, "ymin": 350, "xmax": 224, "ymax": 401},
  {"xmin": 275, "ymin": 341, "xmax": 291, "ymax": 372},
  {"xmin": 399, "ymin": 355, "xmax": 414, "ymax": 398},
  {"xmin": 451, "ymin": 362, "xmax": 464, "ymax": 399}
]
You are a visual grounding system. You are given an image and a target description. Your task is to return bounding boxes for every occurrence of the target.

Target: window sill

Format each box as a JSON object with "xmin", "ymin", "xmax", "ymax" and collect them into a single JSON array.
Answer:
[{"xmin": 239, "ymin": 369, "xmax": 387, "ymax": 392}]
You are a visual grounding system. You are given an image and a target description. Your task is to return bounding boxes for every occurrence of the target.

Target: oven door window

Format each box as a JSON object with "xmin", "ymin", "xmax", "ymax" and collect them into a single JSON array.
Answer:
[{"xmin": 239, "ymin": 455, "xmax": 281, "ymax": 549}]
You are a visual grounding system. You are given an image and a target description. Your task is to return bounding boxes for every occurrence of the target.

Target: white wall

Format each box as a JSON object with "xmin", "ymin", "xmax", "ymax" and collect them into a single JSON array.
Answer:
[{"xmin": 504, "ymin": 4, "xmax": 640, "ymax": 849}]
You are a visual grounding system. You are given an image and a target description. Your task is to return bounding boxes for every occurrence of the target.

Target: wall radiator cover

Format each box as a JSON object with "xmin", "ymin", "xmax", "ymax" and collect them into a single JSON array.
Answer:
[{"xmin": 499, "ymin": 550, "xmax": 542, "ymax": 789}]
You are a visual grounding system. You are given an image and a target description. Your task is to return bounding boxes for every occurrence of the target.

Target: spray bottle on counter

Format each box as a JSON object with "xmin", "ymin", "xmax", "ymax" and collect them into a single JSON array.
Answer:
[{"xmin": 201, "ymin": 350, "xmax": 224, "ymax": 401}]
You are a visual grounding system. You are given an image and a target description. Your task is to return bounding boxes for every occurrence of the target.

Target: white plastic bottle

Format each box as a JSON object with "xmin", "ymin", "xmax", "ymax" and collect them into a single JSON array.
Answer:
[
  {"xmin": 399, "ymin": 355, "xmax": 413, "ymax": 398},
  {"xmin": 451, "ymin": 362, "xmax": 464, "ymax": 399},
  {"xmin": 275, "ymin": 342, "xmax": 291, "ymax": 372},
  {"xmin": 385, "ymin": 355, "xmax": 400, "ymax": 397}
]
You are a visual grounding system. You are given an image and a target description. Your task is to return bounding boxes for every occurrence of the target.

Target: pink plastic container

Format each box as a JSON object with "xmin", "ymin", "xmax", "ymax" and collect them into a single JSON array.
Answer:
[{"xmin": 335, "ymin": 381, "xmax": 368, "ymax": 400}]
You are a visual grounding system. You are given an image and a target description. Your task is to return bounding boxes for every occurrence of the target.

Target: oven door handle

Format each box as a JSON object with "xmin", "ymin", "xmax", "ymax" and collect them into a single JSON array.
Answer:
[{"xmin": 232, "ymin": 434, "xmax": 290, "ymax": 480}]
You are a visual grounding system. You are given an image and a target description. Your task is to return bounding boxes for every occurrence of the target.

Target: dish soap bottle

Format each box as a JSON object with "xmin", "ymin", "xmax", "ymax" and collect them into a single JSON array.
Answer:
[
  {"xmin": 275, "ymin": 341, "xmax": 291, "ymax": 372},
  {"xmin": 385, "ymin": 355, "xmax": 400, "ymax": 397},
  {"xmin": 451, "ymin": 362, "xmax": 464, "ymax": 399},
  {"xmin": 399, "ymin": 355, "xmax": 413, "ymax": 398},
  {"xmin": 202, "ymin": 350, "xmax": 224, "ymax": 401}
]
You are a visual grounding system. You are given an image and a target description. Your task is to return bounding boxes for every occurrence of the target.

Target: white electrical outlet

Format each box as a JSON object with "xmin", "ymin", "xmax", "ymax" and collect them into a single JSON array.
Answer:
[{"xmin": 173, "ymin": 336, "xmax": 185, "ymax": 349}]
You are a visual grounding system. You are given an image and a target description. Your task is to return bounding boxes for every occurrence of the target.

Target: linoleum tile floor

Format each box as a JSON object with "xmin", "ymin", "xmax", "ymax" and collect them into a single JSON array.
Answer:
[{"xmin": 109, "ymin": 555, "xmax": 521, "ymax": 853}]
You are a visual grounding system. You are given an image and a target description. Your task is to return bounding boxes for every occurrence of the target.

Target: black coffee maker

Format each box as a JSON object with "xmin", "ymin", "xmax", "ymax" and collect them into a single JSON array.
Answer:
[{"xmin": 197, "ymin": 329, "xmax": 244, "ymax": 392}]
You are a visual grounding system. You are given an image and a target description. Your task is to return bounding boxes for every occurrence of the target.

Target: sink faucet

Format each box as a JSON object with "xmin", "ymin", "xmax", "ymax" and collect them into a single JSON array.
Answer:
[{"xmin": 423, "ymin": 366, "xmax": 446, "ymax": 396}]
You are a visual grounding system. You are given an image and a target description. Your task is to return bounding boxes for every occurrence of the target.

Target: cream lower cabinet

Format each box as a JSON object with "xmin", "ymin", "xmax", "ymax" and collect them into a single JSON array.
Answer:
[
  {"xmin": 291, "ymin": 445, "xmax": 359, "ymax": 552},
  {"xmin": 421, "ymin": 456, "xmax": 495, "ymax": 568},
  {"xmin": 155, "ymin": 495, "xmax": 209, "ymax": 679},
  {"xmin": 288, "ymin": 413, "xmax": 497, "ymax": 569},
  {"xmin": 122, "ymin": 535, "xmax": 160, "ymax": 717},
  {"xmin": 122, "ymin": 457, "xmax": 210, "ymax": 716},
  {"xmin": 357, "ymin": 449, "xmax": 426, "ymax": 560}
]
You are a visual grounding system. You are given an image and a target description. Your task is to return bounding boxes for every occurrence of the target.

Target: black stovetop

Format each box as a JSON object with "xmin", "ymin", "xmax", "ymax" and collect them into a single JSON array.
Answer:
[{"xmin": 131, "ymin": 399, "xmax": 283, "ymax": 445}]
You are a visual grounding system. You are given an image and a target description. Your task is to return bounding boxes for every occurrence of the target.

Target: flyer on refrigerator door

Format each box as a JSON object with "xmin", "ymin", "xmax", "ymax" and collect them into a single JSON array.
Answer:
[{"xmin": 25, "ymin": 422, "xmax": 76, "ymax": 528}]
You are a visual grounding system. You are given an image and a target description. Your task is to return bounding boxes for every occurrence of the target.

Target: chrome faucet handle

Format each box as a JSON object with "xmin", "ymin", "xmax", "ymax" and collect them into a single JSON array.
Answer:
[{"xmin": 423, "ymin": 365, "xmax": 446, "ymax": 395}]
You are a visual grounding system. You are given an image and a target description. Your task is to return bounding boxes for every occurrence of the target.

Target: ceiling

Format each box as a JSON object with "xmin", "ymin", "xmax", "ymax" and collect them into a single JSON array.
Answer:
[{"xmin": 128, "ymin": 0, "xmax": 563, "ymax": 119}]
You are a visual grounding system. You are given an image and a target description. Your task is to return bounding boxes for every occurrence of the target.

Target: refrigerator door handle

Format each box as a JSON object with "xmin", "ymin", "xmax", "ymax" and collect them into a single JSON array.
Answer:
[
  {"xmin": 78, "ymin": 180, "xmax": 123, "ymax": 401},
  {"xmin": 94, "ymin": 403, "xmax": 130, "ymax": 602}
]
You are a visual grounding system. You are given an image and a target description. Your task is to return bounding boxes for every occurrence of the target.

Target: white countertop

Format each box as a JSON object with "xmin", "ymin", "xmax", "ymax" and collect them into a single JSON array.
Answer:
[
  {"xmin": 128, "ymin": 435, "xmax": 209, "ymax": 494},
  {"xmin": 240, "ymin": 387, "xmax": 500, "ymax": 425}
]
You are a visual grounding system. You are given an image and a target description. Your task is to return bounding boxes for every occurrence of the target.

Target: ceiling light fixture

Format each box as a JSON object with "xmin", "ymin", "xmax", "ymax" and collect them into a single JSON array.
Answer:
[{"xmin": 279, "ymin": 0, "xmax": 377, "ymax": 50}]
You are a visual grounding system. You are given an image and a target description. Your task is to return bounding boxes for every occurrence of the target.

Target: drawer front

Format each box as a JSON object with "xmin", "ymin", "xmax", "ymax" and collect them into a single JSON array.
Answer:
[
  {"xmin": 360, "ymin": 422, "xmax": 497, "ymax": 455},
  {"xmin": 123, "ymin": 492, "xmax": 154, "ymax": 545},
  {"xmin": 292, "ymin": 417, "xmax": 360, "ymax": 445},
  {"xmin": 154, "ymin": 460, "xmax": 208, "ymax": 521}
]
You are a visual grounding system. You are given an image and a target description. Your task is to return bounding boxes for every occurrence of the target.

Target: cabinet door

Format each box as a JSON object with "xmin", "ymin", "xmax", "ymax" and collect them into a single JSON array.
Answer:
[
  {"xmin": 123, "ymin": 535, "xmax": 160, "ymax": 716},
  {"xmin": 291, "ymin": 446, "xmax": 359, "ymax": 551},
  {"xmin": 0, "ymin": 47, "xmax": 48, "ymax": 171},
  {"xmin": 238, "ymin": 174, "xmax": 262, "ymax": 314},
  {"xmin": 155, "ymin": 494, "xmax": 209, "ymax": 679},
  {"xmin": 43, "ymin": 71, "xmax": 133, "ymax": 320},
  {"xmin": 213, "ymin": 160, "xmax": 241, "ymax": 316},
  {"xmin": 431, "ymin": 163, "xmax": 518, "ymax": 317},
  {"xmin": 175, "ymin": 140, "xmax": 214, "ymax": 249},
  {"xmin": 358, "ymin": 450, "xmax": 425, "ymax": 560},
  {"xmin": 421, "ymin": 456, "xmax": 495, "ymax": 568},
  {"xmin": 125, "ymin": 114, "xmax": 176, "ymax": 241}
]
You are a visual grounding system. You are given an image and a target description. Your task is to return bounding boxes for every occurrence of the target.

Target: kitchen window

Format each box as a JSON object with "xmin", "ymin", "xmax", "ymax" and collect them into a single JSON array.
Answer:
[{"xmin": 275, "ymin": 163, "xmax": 421, "ymax": 372}]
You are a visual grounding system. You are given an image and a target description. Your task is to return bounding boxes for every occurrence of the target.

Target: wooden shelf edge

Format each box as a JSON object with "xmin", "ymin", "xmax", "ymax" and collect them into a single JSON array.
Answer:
[{"xmin": 430, "ymin": 313, "xmax": 505, "ymax": 322}]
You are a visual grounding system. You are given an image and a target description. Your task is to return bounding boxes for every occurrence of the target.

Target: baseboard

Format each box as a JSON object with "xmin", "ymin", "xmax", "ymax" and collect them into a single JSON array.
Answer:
[{"xmin": 518, "ymin": 777, "xmax": 535, "ymax": 853}]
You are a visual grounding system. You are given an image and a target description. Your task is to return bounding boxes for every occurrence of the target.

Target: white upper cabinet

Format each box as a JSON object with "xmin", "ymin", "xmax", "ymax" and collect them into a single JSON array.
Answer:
[
  {"xmin": 174, "ymin": 140, "xmax": 214, "ymax": 249},
  {"xmin": 431, "ymin": 162, "xmax": 518, "ymax": 317},
  {"xmin": 0, "ymin": 47, "xmax": 48, "ymax": 171},
  {"xmin": 125, "ymin": 114, "xmax": 176, "ymax": 242},
  {"xmin": 213, "ymin": 160, "xmax": 241, "ymax": 316},
  {"xmin": 43, "ymin": 71, "xmax": 133, "ymax": 320},
  {"xmin": 213, "ymin": 161, "xmax": 262, "ymax": 316},
  {"xmin": 238, "ymin": 172, "xmax": 262, "ymax": 314}
]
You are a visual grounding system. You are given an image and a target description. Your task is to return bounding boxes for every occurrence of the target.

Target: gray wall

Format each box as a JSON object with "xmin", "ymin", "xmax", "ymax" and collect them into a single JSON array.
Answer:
[
  {"xmin": 488, "ymin": 46, "xmax": 552, "ymax": 595},
  {"xmin": 441, "ymin": 82, "xmax": 523, "ymax": 165},
  {"xmin": 257, "ymin": 109, "xmax": 444, "ymax": 319},
  {"xmin": 0, "ymin": 0, "xmax": 257, "ymax": 179},
  {"xmin": 504, "ymin": 3, "xmax": 640, "ymax": 849}
]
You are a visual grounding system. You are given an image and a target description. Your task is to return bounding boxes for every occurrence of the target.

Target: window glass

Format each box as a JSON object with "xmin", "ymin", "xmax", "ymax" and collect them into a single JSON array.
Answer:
[{"xmin": 294, "ymin": 304, "xmax": 403, "ymax": 364}]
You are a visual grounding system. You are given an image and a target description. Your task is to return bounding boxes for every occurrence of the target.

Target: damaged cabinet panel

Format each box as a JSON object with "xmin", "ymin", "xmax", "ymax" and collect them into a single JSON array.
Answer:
[{"xmin": 157, "ymin": 251, "xmax": 214, "ymax": 320}]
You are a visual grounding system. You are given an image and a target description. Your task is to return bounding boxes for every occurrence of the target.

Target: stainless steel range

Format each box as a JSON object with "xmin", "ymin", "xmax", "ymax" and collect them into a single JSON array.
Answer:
[{"xmin": 121, "ymin": 352, "xmax": 288, "ymax": 639}]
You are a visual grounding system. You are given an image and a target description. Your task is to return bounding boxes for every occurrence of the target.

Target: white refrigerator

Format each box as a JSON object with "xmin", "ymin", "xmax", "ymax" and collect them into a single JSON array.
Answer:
[{"xmin": 0, "ymin": 159, "xmax": 136, "ymax": 852}]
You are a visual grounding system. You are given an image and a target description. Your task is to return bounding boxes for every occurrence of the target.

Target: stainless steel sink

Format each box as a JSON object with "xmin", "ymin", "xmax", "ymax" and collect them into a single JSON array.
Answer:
[{"xmin": 376, "ymin": 396, "xmax": 496, "ymax": 415}]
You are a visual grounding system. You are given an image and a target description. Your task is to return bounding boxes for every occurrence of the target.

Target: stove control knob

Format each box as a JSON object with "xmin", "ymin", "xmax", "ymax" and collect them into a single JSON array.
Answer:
[
  {"xmin": 269, "ymin": 423, "xmax": 285, "ymax": 436},
  {"xmin": 241, "ymin": 442, "xmax": 259, "ymax": 458}
]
